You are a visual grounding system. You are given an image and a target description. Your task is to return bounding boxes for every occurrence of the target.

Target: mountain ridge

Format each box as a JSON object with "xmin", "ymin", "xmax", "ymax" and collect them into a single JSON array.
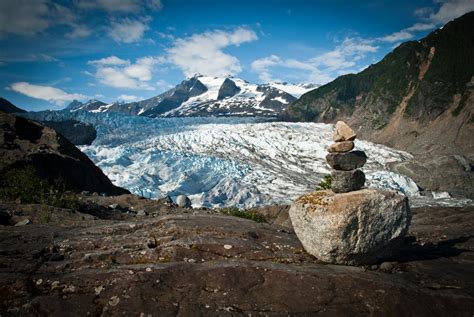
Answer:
[
  {"xmin": 65, "ymin": 75, "xmax": 318, "ymax": 117},
  {"xmin": 282, "ymin": 12, "xmax": 474, "ymax": 158}
]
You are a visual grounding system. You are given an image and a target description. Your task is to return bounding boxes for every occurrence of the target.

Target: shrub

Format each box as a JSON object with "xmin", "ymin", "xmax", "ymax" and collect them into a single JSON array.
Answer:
[
  {"xmin": 219, "ymin": 207, "xmax": 266, "ymax": 223},
  {"xmin": 316, "ymin": 175, "xmax": 332, "ymax": 190},
  {"xmin": 0, "ymin": 166, "xmax": 79, "ymax": 209}
]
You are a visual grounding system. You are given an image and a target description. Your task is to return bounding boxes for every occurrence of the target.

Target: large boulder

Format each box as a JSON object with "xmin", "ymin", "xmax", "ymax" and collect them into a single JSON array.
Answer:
[
  {"xmin": 176, "ymin": 195, "xmax": 192, "ymax": 208},
  {"xmin": 289, "ymin": 189, "xmax": 410, "ymax": 265}
]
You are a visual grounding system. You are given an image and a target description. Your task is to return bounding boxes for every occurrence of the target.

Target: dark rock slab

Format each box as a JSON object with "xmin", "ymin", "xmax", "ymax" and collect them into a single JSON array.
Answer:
[
  {"xmin": 0, "ymin": 203, "xmax": 473, "ymax": 316},
  {"xmin": 390, "ymin": 154, "xmax": 474, "ymax": 198},
  {"xmin": 326, "ymin": 150, "xmax": 367, "ymax": 170},
  {"xmin": 331, "ymin": 169, "xmax": 366, "ymax": 193},
  {"xmin": 41, "ymin": 120, "xmax": 97, "ymax": 145}
]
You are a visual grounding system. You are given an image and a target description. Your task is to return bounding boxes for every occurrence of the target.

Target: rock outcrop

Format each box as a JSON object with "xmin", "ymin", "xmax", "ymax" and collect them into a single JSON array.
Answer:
[
  {"xmin": 0, "ymin": 198, "xmax": 472, "ymax": 315},
  {"xmin": 40, "ymin": 120, "xmax": 97, "ymax": 145},
  {"xmin": 0, "ymin": 112, "xmax": 128, "ymax": 196},
  {"xmin": 0, "ymin": 97, "xmax": 26, "ymax": 114},
  {"xmin": 217, "ymin": 78, "xmax": 241, "ymax": 100}
]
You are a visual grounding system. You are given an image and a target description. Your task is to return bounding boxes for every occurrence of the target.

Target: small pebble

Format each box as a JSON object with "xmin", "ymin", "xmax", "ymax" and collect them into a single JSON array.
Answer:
[
  {"xmin": 109, "ymin": 296, "xmax": 120, "ymax": 307},
  {"xmin": 223, "ymin": 244, "xmax": 232, "ymax": 250},
  {"xmin": 379, "ymin": 262, "xmax": 393, "ymax": 272},
  {"xmin": 146, "ymin": 239, "xmax": 157, "ymax": 248}
]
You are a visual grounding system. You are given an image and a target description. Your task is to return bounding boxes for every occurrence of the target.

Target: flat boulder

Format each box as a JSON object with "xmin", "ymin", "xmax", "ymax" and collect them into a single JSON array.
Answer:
[
  {"xmin": 289, "ymin": 189, "xmax": 410, "ymax": 265},
  {"xmin": 331, "ymin": 169, "xmax": 366, "ymax": 193},
  {"xmin": 326, "ymin": 151, "xmax": 367, "ymax": 170},
  {"xmin": 327, "ymin": 141, "xmax": 354, "ymax": 153}
]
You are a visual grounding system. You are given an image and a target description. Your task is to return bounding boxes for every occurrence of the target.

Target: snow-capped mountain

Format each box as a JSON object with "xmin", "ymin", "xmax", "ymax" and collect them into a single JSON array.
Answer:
[{"xmin": 66, "ymin": 75, "xmax": 319, "ymax": 117}]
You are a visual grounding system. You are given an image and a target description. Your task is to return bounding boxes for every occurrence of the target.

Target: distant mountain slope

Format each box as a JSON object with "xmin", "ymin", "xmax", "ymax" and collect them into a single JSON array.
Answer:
[
  {"xmin": 65, "ymin": 76, "xmax": 317, "ymax": 117},
  {"xmin": 0, "ymin": 97, "xmax": 26, "ymax": 113},
  {"xmin": 283, "ymin": 12, "xmax": 474, "ymax": 157}
]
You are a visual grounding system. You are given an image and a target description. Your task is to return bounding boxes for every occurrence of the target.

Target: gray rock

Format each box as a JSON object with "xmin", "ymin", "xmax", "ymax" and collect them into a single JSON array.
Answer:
[
  {"xmin": 326, "ymin": 151, "xmax": 367, "ymax": 170},
  {"xmin": 390, "ymin": 154, "xmax": 474, "ymax": 198},
  {"xmin": 136, "ymin": 210, "xmax": 147, "ymax": 217},
  {"xmin": 14, "ymin": 219, "xmax": 31, "ymax": 226},
  {"xmin": 331, "ymin": 169, "xmax": 366, "ymax": 193},
  {"xmin": 289, "ymin": 189, "xmax": 411, "ymax": 265},
  {"xmin": 176, "ymin": 195, "xmax": 192, "ymax": 208},
  {"xmin": 157, "ymin": 195, "xmax": 174, "ymax": 206},
  {"xmin": 379, "ymin": 262, "xmax": 394, "ymax": 272}
]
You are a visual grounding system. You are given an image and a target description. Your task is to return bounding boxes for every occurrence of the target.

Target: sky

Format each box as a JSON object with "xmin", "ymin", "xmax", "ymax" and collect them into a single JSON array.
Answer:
[{"xmin": 1, "ymin": 0, "xmax": 473, "ymax": 111}]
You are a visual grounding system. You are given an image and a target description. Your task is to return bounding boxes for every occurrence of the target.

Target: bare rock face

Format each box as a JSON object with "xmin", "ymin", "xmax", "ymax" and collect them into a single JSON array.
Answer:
[
  {"xmin": 0, "ymin": 112, "xmax": 128, "ymax": 196},
  {"xmin": 333, "ymin": 121, "xmax": 356, "ymax": 142},
  {"xmin": 289, "ymin": 189, "xmax": 411, "ymax": 265},
  {"xmin": 327, "ymin": 141, "xmax": 354, "ymax": 153}
]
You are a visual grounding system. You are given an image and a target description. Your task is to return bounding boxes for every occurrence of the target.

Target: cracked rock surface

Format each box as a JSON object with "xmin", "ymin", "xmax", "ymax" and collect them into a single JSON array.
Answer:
[{"xmin": 0, "ymin": 198, "xmax": 473, "ymax": 316}]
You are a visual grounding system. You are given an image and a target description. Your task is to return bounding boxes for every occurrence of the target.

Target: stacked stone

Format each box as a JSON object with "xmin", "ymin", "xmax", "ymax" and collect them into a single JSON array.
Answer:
[{"xmin": 326, "ymin": 121, "xmax": 367, "ymax": 193}]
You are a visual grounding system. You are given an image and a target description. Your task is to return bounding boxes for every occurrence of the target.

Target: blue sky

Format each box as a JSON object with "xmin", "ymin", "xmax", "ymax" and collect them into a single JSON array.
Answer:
[{"xmin": 1, "ymin": 0, "xmax": 473, "ymax": 111}]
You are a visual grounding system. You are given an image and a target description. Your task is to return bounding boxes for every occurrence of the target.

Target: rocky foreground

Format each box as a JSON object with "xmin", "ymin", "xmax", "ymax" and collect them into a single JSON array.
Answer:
[{"xmin": 0, "ymin": 196, "xmax": 473, "ymax": 316}]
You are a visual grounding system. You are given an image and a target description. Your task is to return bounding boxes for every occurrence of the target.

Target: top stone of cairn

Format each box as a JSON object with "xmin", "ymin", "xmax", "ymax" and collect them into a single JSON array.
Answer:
[{"xmin": 333, "ymin": 121, "xmax": 356, "ymax": 142}]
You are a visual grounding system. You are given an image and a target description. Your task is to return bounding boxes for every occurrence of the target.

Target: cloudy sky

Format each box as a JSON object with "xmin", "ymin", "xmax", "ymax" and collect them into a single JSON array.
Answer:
[{"xmin": 1, "ymin": 0, "xmax": 473, "ymax": 111}]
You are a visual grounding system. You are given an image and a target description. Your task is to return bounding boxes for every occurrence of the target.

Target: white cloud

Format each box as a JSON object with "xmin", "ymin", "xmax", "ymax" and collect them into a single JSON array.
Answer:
[
  {"xmin": 378, "ymin": 31, "xmax": 414, "ymax": 43},
  {"xmin": 67, "ymin": 24, "xmax": 91, "ymax": 38},
  {"xmin": 8, "ymin": 82, "xmax": 86, "ymax": 106},
  {"xmin": 88, "ymin": 56, "xmax": 129, "ymax": 66},
  {"xmin": 117, "ymin": 94, "xmax": 142, "ymax": 102},
  {"xmin": 75, "ymin": 0, "xmax": 162, "ymax": 13},
  {"xmin": 88, "ymin": 56, "xmax": 163, "ymax": 90},
  {"xmin": 252, "ymin": 38, "xmax": 378, "ymax": 84},
  {"xmin": 156, "ymin": 79, "xmax": 174, "ymax": 91},
  {"xmin": 0, "ymin": 0, "xmax": 50, "ymax": 36},
  {"xmin": 378, "ymin": 1, "xmax": 472, "ymax": 45},
  {"xmin": 405, "ymin": 23, "xmax": 436, "ymax": 32},
  {"xmin": 428, "ymin": 0, "xmax": 474, "ymax": 24},
  {"xmin": 108, "ymin": 18, "xmax": 150, "ymax": 43},
  {"xmin": 167, "ymin": 27, "xmax": 258, "ymax": 77}
]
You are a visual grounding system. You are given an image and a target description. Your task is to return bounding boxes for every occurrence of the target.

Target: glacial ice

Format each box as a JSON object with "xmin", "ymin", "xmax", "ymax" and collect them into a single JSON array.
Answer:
[{"xmin": 22, "ymin": 110, "xmax": 470, "ymax": 208}]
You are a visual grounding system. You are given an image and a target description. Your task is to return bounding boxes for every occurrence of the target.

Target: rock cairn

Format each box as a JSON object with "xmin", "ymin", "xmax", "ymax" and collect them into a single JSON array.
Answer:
[
  {"xmin": 326, "ymin": 121, "xmax": 367, "ymax": 193},
  {"xmin": 288, "ymin": 121, "xmax": 411, "ymax": 266}
]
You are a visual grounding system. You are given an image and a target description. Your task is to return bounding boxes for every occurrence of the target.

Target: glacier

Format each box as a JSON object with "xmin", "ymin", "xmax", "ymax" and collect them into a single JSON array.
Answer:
[{"xmin": 23, "ymin": 110, "xmax": 437, "ymax": 208}]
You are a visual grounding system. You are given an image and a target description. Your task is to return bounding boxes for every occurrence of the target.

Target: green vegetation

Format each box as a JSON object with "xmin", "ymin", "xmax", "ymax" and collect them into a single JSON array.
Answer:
[
  {"xmin": 219, "ymin": 207, "xmax": 267, "ymax": 223},
  {"xmin": 0, "ymin": 166, "xmax": 79, "ymax": 209},
  {"xmin": 316, "ymin": 175, "xmax": 332, "ymax": 190}
]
